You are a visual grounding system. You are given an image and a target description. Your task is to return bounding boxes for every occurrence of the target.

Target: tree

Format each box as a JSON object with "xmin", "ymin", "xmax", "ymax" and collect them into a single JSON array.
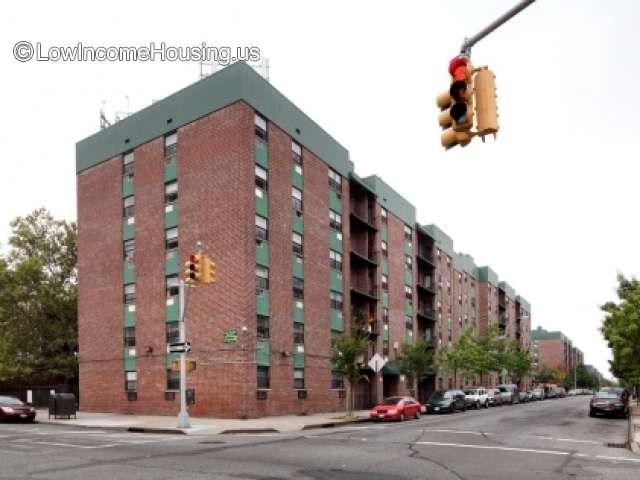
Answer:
[
  {"xmin": 331, "ymin": 330, "xmax": 369, "ymax": 416},
  {"xmin": 436, "ymin": 328, "xmax": 475, "ymax": 387},
  {"xmin": 503, "ymin": 343, "xmax": 533, "ymax": 388},
  {"xmin": 0, "ymin": 209, "xmax": 77, "ymax": 382},
  {"xmin": 534, "ymin": 366, "xmax": 565, "ymax": 385},
  {"xmin": 398, "ymin": 339, "xmax": 435, "ymax": 400},
  {"xmin": 600, "ymin": 274, "xmax": 640, "ymax": 398},
  {"xmin": 468, "ymin": 327, "xmax": 507, "ymax": 382}
]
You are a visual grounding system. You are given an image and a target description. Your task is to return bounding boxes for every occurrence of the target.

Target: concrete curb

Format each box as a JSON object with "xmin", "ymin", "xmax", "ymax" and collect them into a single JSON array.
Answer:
[
  {"xmin": 301, "ymin": 417, "xmax": 371, "ymax": 430},
  {"xmin": 35, "ymin": 420, "xmax": 188, "ymax": 435},
  {"xmin": 219, "ymin": 428, "xmax": 279, "ymax": 434}
]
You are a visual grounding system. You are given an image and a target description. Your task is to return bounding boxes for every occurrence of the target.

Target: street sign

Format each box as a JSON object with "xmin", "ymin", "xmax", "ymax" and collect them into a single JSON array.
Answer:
[
  {"xmin": 223, "ymin": 329, "xmax": 238, "ymax": 344},
  {"xmin": 168, "ymin": 342, "xmax": 191, "ymax": 353},
  {"xmin": 368, "ymin": 353, "xmax": 387, "ymax": 373}
]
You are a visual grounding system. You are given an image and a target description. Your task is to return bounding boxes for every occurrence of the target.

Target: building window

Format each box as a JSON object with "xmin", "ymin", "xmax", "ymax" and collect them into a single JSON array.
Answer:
[
  {"xmin": 381, "ymin": 240, "xmax": 388, "ymax": 256},
  {"xmin": 405, "ymin": 315, "xmax": 413, "ymax": 329},
  {"xmin": 405, "ymin": 255, "xmax": 412, "ymax": 270},
  {"xmin": 166, "ymin": 322, "xmax": 180, "ymax": 344},
  {"xmin": 123, "ymin": 196, "xmax": 135, "ymax": 218},
  {"xmin": 331, "ymin": 372, "xmax": 344, "ymax": 390},
  {"xmin": 292, "ymin": 141, "xmax": 302, "ymax": 165},
  {"xmin": 405, "ymin": 285, "xmax": 413, "ymax": 302},
  {"xmin": 383, "ymin": 307, "xmax": 389, "ymax": 324},
  {"xmin": 165, "ymin": 181, "xmax": 178, "ymax": 204},
  {"xmin": 123, "ymin": 284, "xmax": 135, "ymax": 304},
  {"xmin": 328, "ymin": 169, "xmax": 341, "ymax": 193},
  {"xmin": 330, "ymin": 291, "xmax": 343, "ymax": 310},
  {"xmin": 329, "ymin": 210, "xmax": 342, "ymax": 231},
  {"xmin": 292, "ymin": 232, "xmax": 304, "ymax": 257},
  {"xmin": 292, "ymin": 187, "xmax": 303, "ymax": 213},
  {"xmin": 293, "ymin": 323, "xmax": 304, "ymax": 345},
  {"xmin": 256, "ymin": 265, "xmax": 269, "ymax": 293},
  {"xmin": 256, "ymin": 215, "xmax": 268, "ymax": 242},
  {"xmin": 123, "ymin": 151, "xmax": 134, "ymax": 177},
  {"xmin": 257, "ymin": 315, "xmax": 269, "ymax": 340},
  {"xmin": 125, "ymin": 371, "xmax": 137, "ymax": 392},
  {"xmin": 293, "ymin": 277, "xmax": 304, "ymax": 300},
  {"xmin": 294, "ymin": 368, "xmax": 305, "ymax": 389},
  {"xmin": 166, "ymin": 275, "xmax": 180, "ymax": 297},
  {"xmin": 257, "ymin": 366, "xmax": 270, "ymax": 389},
  {"xmin": 383, "ymin": 340, "xmax": 389, "ymax": 356},
  {"xmin": 164, "ymin": 133, "xmax": 177, "ymax": 163},
  {"xmin": 166, "ymin": 369, "xmax": 180, "ymax": 391},
  {"xmin": 165, "ymin": 227, "xmax": 178, "ymax": 250},
  {"xmin": 123, "ymin": 326, "xmax": 136, "ymax": 348},
  {"xmin": 255, "ymin": 165, "xmax": 268, "ymax": 191},
  {"xmin": 123, "ymin": 239, "xmax": 135, "ymax": 261},
  {"xmin": 329, "ymin": 250, "xmax": 342, "ymax": 271},
  {"xmin": 404, "ymin": 225, "xmax": 412, "ymax": 241},
  {"xmin": 381, "ymin": 274, "xmax": 388, "ymax": 291},
  {"xmin": 255, "ymin": 113, "xmax": 267, "ymax": 141},
  {"xmin": 381, "ymin": 207, "xmax": 388, "ymax": 224}
]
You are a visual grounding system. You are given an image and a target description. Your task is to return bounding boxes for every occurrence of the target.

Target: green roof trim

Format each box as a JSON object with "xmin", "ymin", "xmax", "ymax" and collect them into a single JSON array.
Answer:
[
  {"xmin": 77, "ymin": 62, "xmax": 353, "ymax": 176},
  {"xmin": 348, "ymin": 172, "xmax": 377, "ymax": 195},
  {"xmin": 455, "ymin": 253, "xmax": 478, "ymax": 279},
  {"xmin": 422, "ymin": 224, "xmax": 455, "ymax": 258},
  {"xmin": 477, "ymin": 266, "xmax": 499, "ymax": 287},
  {"xmin": 516, "ymin": 295, "xmax": 531, "ymax": 312},
  {"xmin": 532, "ymin": 326, "xmax": 563, "ymax": 341},
  {"xmin": 499, "ymin": 281, "xmax": 516, "ymax": 301},
  {"xmin": 361, "ymin": 175, "xmax": 416, "ymax": 226}
]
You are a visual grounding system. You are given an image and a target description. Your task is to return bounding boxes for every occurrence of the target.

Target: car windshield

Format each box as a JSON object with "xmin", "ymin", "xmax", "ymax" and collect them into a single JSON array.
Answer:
[
  {"xmin": 595, "ymin": 392, "xmax": 618, "ymax": 399},
  {"xmin": 0, "ymin": 396, "xmax": 24, "ymax": 406},
  {"xmin": 380, "ymin": 397, "xmax": 403, "ymax": 405},
  {"xmin": 464, "ymin": 390, "xmax": 477, "ymax": 395},
  {"xmin": 430, "ymin": 391, "xmax": 451, "ymax": 400}
]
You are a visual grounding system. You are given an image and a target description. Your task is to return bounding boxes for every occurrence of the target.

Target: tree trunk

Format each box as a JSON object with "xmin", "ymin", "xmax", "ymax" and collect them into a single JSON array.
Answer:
[{"xmin": 346, "ymin": 381, "xmax": 352, "ymax": 416}]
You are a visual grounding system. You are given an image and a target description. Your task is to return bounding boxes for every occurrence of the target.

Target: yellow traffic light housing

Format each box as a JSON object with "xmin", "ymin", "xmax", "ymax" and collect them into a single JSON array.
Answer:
[
  {"xmin": 473, "ymin": 67, "xmax": 499, "ymax": 140},
  {"xmin": 184, "ymin": 254, "xmax": 202, "ymax": 283},
  {"xmin": 201, "ymin": 255, "xmax": 216, "ymax": 284},
  {"xmin": 437, "ymin": 56, "xmax": 475, "ymax": 149}
]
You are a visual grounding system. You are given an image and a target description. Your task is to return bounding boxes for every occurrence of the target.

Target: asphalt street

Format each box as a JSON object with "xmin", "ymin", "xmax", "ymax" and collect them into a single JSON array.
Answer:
[{"xmin": 0, "ymin": 396, "xmax": 638, "ymax": 479}]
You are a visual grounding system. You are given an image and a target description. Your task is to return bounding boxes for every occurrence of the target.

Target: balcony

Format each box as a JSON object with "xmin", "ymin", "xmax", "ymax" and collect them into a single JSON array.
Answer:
[
  {"xmin": 416, "ymin": 275, "xmax": 435, "ymax": 294},
  {"xmin": 351, "ymin": 285, "xmax": 378, "ymax": 302},
  {"xmin": 350, "ymin": 211, "xmax": 377, "ymax": 232},
  {"xmin": 350, "ymin": 249, "xmax": 377, "ymax": 267},
  {"xmin": 417, "ymin": 306, "xmax": 435, "ymax": 322},
  {"xmin": 355, "ymin": 319, "xmax": 379, "ymax": 338},
  {"xmin": 417, "ymin": 250, "xmax": 436, "ymax": 268}
]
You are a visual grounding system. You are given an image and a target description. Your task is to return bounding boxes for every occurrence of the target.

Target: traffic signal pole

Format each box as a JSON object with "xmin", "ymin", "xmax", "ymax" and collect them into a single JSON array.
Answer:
[
  {"xmin": 177, "ymin": 277, "xmax": 190, "ymax": 428},
  {"xmin": 460, "ymin": 0, "xmax": 536, "ymax": 57}
]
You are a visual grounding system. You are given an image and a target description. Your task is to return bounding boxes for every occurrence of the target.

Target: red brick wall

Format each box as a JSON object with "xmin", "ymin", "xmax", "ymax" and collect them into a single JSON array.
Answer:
[
  {"xmin": 77, "ymin": 155, "xmax": 125, "ymax": 411},
  {"xmin": 537, "ymin": 339, "xmax": 567, "ymax": 373}
]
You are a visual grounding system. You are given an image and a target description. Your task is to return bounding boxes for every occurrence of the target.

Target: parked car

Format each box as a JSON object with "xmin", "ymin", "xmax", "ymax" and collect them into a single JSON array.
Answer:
[
  {"xmin": 567, "ymin": 389, "xmax": 578, "ymax": 396},
  {"xmin": 0, "ymin": 396, "xmax": 36, "ymax": 422},
  {"xmin": 520, "ymin": 390, "xmax": 532, "ymax": 403},
  {"xmin": 370, "ymin": 396, "xmax": 422, "ymax": 421},
  {"xmin": 487, "ymin": 388, "xmax": 504, "ymax": 406},
  {"xmin": 589, "ymin": 391, "xmax": 628, "ymax": 418},
  {"xmin": 425, "ymin": 390, "xmax": 466, "ymax": 414},
  {"xmin": 464, "ymin": 387, "xmax": 489, "ymax": 409},
  {"xmin": 497, "ymin": 384, "xmax": 520, "ymax": 404},
  {"xmin": 531, "ymin": 388, "xmax": 545, "ymax": 401}
]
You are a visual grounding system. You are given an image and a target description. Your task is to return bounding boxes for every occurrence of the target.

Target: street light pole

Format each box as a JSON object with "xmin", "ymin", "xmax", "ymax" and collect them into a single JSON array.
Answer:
[{"xmin": 177, "ymin": 277, "xmax": 190, "ymax": 428}]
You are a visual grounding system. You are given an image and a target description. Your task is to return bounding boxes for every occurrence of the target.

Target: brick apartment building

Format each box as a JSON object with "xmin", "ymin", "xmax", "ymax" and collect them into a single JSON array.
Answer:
[
  {"xmin": 532, "ymin": 326, "xmax": 583, "ymax": 375},
  {"xmin": 77, "ymin": 62, "xmax": 532, "ymax": 418}
]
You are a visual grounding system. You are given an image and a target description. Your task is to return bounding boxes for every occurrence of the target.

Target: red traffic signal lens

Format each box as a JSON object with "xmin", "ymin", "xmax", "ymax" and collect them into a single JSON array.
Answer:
[
  {"xmin": 448, "ymin": 57, "xmax": 467, "ymax": 77},
  {"xmin": 189, "ymin": 254, "xmax": 197, "ymax": 263}
]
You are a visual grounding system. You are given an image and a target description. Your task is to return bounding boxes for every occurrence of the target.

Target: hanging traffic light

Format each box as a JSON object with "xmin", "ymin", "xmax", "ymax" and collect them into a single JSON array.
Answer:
[
  {"xmin": 184, "ymin": 254, "xmax": 202, "ymax": 283},
  {"xmin": 437, "ymin": 56, "xmax": 474, "ymax": 148},
  {"xmin": 474, "ymin": 66, "xmax": 499, "ymax": 140},
  {"xmin": 201, "ymin": 255, "xmax": 216, "ymax": 284}
]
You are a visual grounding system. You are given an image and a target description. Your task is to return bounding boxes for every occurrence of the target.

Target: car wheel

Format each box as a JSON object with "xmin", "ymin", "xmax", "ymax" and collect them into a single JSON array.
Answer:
[
  {"xmin": 476, "ymin": 401, "xmax": 480, "ymax": 410},
  {"xmin": 589, "ymin": 409, "xmax": 595, "ymax": 417},
  {"xmin": 450, "ymin": 405, "xmax": 455, "ymax": 414},
  {"xmin": 485, "ymin": 400, "xmax": 489, "ymax": 408},
  {"xmin": 400, "ymin": 412, "xmax": 405, "ymax": 422}
]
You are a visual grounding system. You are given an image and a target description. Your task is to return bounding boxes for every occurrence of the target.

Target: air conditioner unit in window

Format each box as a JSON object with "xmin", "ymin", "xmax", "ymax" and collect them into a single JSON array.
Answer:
[
  {"xmin": 127, "ymin": 392, "xmax": 137, "ymax": 401},
  {"xmin": 297, "ymin": 390, "xmax": 307, "ymax": 400}
]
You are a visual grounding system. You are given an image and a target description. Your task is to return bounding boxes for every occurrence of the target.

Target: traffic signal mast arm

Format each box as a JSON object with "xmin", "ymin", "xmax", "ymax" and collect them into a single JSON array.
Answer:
[{"xmin": 460, "ymin": 0, "xmax": 536, "ymax": 57}]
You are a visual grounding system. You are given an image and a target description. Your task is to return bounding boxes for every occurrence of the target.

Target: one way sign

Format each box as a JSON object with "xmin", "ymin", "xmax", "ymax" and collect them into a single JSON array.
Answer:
[{"xmin": 168, "ymin": 342, "xmax": 191, "ymax": 354}]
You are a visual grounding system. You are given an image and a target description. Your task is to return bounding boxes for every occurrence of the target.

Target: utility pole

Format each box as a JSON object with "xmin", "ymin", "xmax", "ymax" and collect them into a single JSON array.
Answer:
[
  {"xmin": 177, "ymin": 276, "xmax": 190, "ymax": 428},
  {"xmin": 460, "ymin": 0, "xmax": 536, "ymax": 57}
]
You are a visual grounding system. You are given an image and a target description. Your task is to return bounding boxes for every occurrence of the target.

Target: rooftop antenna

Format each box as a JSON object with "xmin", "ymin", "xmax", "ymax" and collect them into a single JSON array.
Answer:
[
  {"xmin": 198, "ymin": 57, "xmax": 270, "ymax": 82},
  {"xmin": 99, "ymin": 96, "xmax": 132, "ymax": 129},
  {"xmin": 99, "ymin": 101, "xmax": 111, "ymax": 130}
]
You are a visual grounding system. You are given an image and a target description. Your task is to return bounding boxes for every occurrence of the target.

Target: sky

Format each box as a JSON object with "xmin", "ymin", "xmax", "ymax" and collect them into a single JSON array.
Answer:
[{"xmin": 1, "ymin": 0, "xmax": 639, "ymax": 379}]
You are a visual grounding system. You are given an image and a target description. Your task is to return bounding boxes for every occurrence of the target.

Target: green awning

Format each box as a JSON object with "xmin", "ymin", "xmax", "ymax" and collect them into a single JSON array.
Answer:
[{"xmin": 382, "ymin": 361, "xmax": 401, "ymax": 375}]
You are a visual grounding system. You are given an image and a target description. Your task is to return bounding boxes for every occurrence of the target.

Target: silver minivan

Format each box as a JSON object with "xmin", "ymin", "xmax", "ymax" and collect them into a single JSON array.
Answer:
[{"xmin": 497, "ymin": 384, "xmax": 520, "ymax": 404}]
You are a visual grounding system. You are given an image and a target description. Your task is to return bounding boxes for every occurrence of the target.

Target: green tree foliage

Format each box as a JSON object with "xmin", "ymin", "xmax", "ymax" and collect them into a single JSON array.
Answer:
[
  {"xmin": 601, "ymin": 274, "xmax": 640, "ymax": 393},
  {"xmin": 0, "ymin": 209, "xmax": 77, "ymax": 382},
  {"xmin": 534, "ymin": 366, "xmax": 565, "ymax": 385},
  {"xmin": 563, "ymin": 364, "xmax": 601, "ymax": 391},
  {"xmin": 503, "ymin": 342, "xmax": 533, "ymax": 387},
  {"xmin": 399, "ymin": 338, "xmax": 435, "ymax": 397},
  {"xmin": 331, "ymin": 330, "xmax": 369, "ymax": 415},
  {"xmin": 436, "ymin": 328, "xmax": 475, "ymax": 385}
]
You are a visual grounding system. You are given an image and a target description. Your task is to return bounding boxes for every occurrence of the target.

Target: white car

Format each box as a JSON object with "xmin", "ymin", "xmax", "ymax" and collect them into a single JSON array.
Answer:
[{"xmin": 464, "ymin": 387, "xmax": 489, "ymax": 409}]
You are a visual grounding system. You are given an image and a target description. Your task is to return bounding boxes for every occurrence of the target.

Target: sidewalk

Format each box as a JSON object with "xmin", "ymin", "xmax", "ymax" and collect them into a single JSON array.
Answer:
[
  {"xmin": 35, "ymin": 409, "xmax": 370, "ymax": 435},
  {"xmin": 630, "ymin": 405, "xmax": 640, "ymax": 453}
]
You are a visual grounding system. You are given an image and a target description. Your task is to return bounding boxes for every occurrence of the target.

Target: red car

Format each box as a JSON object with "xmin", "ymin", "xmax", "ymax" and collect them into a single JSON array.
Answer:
[
  {"xmin": 0, "ymin": 396, "xmax": 36, "ymax": 422},
  {"xmin": 369, "ymin": 396, "xmax": 422, "ymax": 421}
]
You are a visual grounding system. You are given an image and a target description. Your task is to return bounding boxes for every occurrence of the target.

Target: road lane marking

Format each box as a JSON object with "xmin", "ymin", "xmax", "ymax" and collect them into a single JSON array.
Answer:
[
  {"xmin": 15, "ymin": 440, "xmax": 118, "ymax": 449},
  {"xmin": 425, "ymin": 429, "xmax": 493, "ymax": 436},
  {"xmin": 556, "ymin": 438, "xmax": 600, "ymax": 444},
  {"xmin": 594, "ymin": 455, "xmax": 640, "ymax": 464},
  {"xmin": 413, "ymin": 441, "xmax": 570, "ymax": 456}
]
